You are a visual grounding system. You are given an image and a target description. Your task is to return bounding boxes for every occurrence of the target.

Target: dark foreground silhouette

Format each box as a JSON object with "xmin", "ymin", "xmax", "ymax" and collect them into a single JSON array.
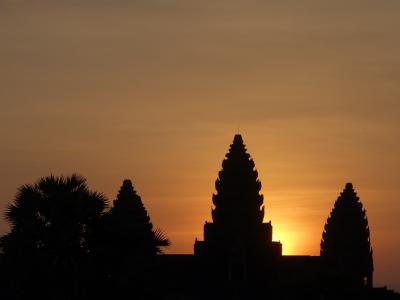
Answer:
[{"xmin": 0, "ymin": 135, "xmax": 399, "ymax": 299}]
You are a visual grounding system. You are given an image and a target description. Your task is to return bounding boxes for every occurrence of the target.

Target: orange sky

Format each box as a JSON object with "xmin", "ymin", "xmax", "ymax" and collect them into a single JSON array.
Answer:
[{"xmin": 1, "ymin": 0, "xmax": 400, "ymax": 292}]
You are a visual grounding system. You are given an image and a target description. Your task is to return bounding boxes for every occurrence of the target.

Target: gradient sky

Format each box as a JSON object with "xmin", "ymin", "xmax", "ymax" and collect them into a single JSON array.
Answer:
[{"xmin": 1, "ymin": 0, "xmax": 400, "ymax": 291}]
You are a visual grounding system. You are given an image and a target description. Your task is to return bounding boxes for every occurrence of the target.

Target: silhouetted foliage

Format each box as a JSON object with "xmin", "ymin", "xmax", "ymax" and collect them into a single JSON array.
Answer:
[
  {"xmin": 0, "ymin": 174, "xmax": 107, "ymax": 299},
  {"xmin": 321, "ymin": 183, "xmax": 374, "ymax": 291}
]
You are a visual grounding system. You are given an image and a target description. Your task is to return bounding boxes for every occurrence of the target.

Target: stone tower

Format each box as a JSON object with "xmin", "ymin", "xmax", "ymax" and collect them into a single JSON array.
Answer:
[
  {"xmin": 194, "ymin": 135, "xmax": 281, "ymax": 280},
  {"xmin": 321, "ymin": 183, "xmax": 374, "ymax": 290}
]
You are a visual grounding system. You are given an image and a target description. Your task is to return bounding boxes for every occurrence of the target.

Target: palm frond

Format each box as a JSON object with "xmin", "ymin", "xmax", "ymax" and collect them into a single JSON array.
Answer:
[{"xmin": 154, "ymin": 228, "xmax": 170, "ymax": 248}]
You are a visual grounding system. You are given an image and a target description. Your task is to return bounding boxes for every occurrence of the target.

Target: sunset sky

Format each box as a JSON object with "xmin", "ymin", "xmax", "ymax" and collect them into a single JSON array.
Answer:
[{"xmin": 1, "ymin": 0, "xmax": 400, "ymax": 291}]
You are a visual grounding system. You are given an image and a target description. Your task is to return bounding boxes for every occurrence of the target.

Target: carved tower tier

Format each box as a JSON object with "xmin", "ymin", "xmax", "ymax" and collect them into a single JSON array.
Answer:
[{"xmin": 194, "ymin": 135, "xmax": 282, "ymax": 280}]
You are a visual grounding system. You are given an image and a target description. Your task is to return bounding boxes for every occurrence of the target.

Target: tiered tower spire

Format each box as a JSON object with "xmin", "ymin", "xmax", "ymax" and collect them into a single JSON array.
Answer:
[
  {"xmin": 321, "ymin": 183, "xmax": 373, "ymax": 289},
  {"xmin": 195, "ymin": 135, "xmax": 281, "ymax": 261},
  {"xmin": 212, "ymin": 134, "xmax": 264, "ymax": 228}
]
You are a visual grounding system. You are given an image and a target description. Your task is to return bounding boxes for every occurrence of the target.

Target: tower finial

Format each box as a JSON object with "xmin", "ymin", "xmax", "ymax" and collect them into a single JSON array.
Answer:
[{"xmin": 233, "ymin": 134, "xmax": 243, "ymax": 145}]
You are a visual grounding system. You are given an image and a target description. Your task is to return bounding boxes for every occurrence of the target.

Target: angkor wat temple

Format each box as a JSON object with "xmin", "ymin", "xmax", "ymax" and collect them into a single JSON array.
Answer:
[
  {"xmin": 1, "ymin": 134, "xmax": 399, "ymax": 300},
  {"xmin": 156, "ymin": 134, "xmax": 399, "ymax": 299}
]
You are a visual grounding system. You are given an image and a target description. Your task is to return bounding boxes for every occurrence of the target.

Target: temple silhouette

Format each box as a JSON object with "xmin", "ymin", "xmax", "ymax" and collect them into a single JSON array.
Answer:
[
  {"xmin": 0, "ymin": 134, "xmax": 399, "ymax": 299},
  {"xmin": 157, "ymin": 134, "xmax": 398, "ymax": 299},
  {"xmin": 194, "ymin": 134, "xmax": 282, "ymax": 284}
]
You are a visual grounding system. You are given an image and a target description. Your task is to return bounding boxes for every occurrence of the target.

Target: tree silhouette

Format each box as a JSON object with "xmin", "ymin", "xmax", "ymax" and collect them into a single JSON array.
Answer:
[
  {"xmin": 321, "ymin": 183, "xmax": 373, "ymax": 290},
  {"xmin": 0, "ymin": 174, "xmax": 107, "ymax": 299}
]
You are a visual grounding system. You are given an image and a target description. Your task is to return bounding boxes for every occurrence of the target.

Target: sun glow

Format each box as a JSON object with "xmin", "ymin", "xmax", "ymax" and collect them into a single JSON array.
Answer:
[
  {"xmin": 273, "ymin": 229, "xmax": 298, "ymax": 255},
  {"xmin": 271, "ymin": 223, "xmax": 318, "ymax": 256}
]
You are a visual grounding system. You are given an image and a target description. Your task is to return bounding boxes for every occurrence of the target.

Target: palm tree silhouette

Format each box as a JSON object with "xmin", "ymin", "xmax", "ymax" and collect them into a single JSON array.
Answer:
[{"xmin": 1, "ymin": 174, "xmax": 107, "ymax": 299}]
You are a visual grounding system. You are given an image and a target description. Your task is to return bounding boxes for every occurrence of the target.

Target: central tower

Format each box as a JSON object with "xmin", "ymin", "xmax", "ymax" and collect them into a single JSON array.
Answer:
[{"xmin": 194, "ymin": 134, "xmax": 281, "ymax": 279}]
